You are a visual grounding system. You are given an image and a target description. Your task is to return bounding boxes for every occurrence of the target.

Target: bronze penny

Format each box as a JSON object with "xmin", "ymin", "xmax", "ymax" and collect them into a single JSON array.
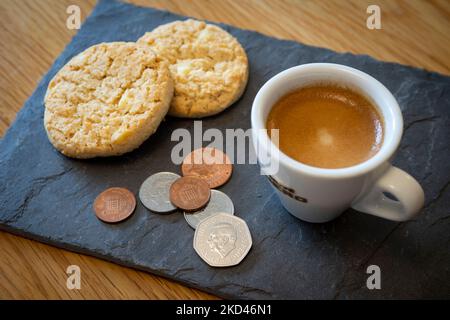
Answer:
[
  {"xmin": 93, "ymin": 187, "xmax": 136, "ymax": 223},
  {"xmin": 169, "ymin": 176, "xmax": 211, "ymax": 212},
  {"xmin": 181, "ymin": 147, "xmax": 232, "ymax": 188}
]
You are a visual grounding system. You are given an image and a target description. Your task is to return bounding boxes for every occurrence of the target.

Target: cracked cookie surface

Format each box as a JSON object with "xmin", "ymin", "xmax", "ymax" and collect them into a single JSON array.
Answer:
[
  {"xmin": 138, "ymin": 19, "xmax": 248, "ymax": 118},
  {"xmin": 44, "ymin": 42, "xmax": 173, "ymax": 158}
]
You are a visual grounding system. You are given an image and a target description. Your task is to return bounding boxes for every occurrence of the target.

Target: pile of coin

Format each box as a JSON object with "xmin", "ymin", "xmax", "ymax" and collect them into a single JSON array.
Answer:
[{"xmin": 93, "ymin": 147, "xmax": 252, "ymax": 268}]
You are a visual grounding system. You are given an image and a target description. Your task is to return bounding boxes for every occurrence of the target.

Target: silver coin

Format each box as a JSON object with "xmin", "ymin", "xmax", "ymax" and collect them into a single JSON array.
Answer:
[
  {"xmin": 139, "ymin": 172, "xmax": 180, "ymax": 213},
  {"xmin": 193, "ymin": 213, "xmax": 252, "ymax": 267},
  {"xmin": 184, "ymin": 190, "xmax": 234, "ymax": 229}
]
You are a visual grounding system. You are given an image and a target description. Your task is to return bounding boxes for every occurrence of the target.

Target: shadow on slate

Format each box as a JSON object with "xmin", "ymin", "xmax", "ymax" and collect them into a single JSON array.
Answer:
[{"xmin": 1, "ymin": 0, "xmax": 450, "ymax": 299}]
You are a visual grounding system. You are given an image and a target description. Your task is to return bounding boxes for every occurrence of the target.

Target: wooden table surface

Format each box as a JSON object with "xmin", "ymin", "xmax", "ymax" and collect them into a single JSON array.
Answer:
[{"xmin": 0, "ymin": 0, "xmax": 449, "ymax": 299}]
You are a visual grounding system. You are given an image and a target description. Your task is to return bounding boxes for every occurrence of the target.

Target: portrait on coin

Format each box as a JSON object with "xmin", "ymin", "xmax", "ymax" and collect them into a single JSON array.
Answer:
[{"xmin": 207, "ymin": 223, "xmax": 237, "ymax": 258}]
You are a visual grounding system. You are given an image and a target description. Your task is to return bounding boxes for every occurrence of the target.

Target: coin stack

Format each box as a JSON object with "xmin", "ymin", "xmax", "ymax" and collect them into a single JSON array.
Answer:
[
  {"xmin": 140, "ymin": 147, "xmax": 252, "ymax": 267},
  {"xmin": 93, "ymin": 147, "xmax": 252, "ymax": 268}
]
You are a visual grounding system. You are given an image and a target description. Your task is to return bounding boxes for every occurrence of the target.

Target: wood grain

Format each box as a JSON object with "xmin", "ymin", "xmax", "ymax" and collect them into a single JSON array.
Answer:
[{"xmin": 0, "ymin": 0, "xmax": 449, "ymax": 300}]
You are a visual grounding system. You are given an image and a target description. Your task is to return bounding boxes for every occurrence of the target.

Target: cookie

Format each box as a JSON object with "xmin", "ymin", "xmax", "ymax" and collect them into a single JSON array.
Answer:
[
  {"xmin": 44, "ymin": 42, "xmax": 173, "ymax": 158},
  {"xmin": 138, "ymin": 19, "xmax": 248, "ymax": 118}
]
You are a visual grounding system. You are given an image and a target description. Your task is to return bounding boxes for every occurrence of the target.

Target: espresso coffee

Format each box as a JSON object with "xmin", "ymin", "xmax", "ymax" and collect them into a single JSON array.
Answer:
[{"xmin": 266, "ymin": 84, "xmax": 383, "ymax": 169}]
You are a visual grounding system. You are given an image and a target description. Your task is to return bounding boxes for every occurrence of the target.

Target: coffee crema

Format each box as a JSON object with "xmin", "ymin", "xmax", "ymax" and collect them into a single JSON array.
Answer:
[{"xmin": 266, "ymin": 84, "xmax": 384, "ymax": 169}]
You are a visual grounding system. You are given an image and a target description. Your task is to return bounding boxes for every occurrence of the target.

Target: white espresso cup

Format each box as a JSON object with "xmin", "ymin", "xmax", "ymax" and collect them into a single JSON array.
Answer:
[{"xmin": 251, "ymin": 63, "xmax": 425, "ymax": 223}]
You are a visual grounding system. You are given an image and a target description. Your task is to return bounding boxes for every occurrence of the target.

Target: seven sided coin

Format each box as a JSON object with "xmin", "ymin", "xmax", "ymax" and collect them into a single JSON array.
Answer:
[
  {"xmin": 184, "ymin": 190, "xmax": 234, "ymax": 229},
  {"xmin": 193, "ymin": 213, "xmax": 252, "ymax": 267},
  {"xmin": 139, "ymin": 172, "xmax": 180, "ymax": 213}
]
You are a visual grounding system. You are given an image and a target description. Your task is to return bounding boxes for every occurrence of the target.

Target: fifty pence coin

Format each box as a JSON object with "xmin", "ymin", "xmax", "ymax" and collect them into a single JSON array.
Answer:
[
  {"xmin": 181, "ymin": 147, "xmax": 232, "ymax": 188},
  {"xmin": 169, "ymin": 176, "xmax": 211, "ymax": 212},
  {"xmin": 193, "ymin": 213, "xmax": 252, "ymax": 267},
  {"xmin": 139, "ymin": 172, "xmax": 180, "ymax": 213},
  {"xmin": 184, "ymin": 190, "xmax": 234, "ymax": 229},
  {"xmin": 94, "ymin": 187, "xmax": 136, "ymax": 223}
]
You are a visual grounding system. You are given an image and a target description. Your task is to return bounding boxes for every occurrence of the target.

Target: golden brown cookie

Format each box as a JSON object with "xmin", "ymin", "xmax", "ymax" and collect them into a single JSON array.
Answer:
[
  {"xmin": 138, "ymin": 19, "xmax": 248, "ymax": 118},
  {"xmin": 44, "ymin": 42, "xmax": 173, "ymax": 158}
]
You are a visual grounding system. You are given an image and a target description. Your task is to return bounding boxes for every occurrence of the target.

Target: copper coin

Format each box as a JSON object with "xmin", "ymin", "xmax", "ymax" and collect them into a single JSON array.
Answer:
[
  {"xmin": 181, "ymin": 147, "xmax": 232, "ymax": 188},
  {"xmin": 169, "ymin": 176, "xmax": 211, "ymax": 212},
  {"xmin": 93, "ymin": 187, "xmax": 136, "ymax": 223}
]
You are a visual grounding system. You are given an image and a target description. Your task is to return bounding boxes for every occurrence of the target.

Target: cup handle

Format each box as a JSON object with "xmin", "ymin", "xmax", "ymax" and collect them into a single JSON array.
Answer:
[{"xmin": 351, "ymin": 165, "xmax": 425, "ymax": 221}]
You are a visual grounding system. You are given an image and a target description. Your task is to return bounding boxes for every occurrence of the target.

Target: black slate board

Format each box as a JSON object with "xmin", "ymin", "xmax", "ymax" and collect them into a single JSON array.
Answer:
[{"xmin": 1, "ymin": 0, "xmax": 450, "ymax": 299}]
